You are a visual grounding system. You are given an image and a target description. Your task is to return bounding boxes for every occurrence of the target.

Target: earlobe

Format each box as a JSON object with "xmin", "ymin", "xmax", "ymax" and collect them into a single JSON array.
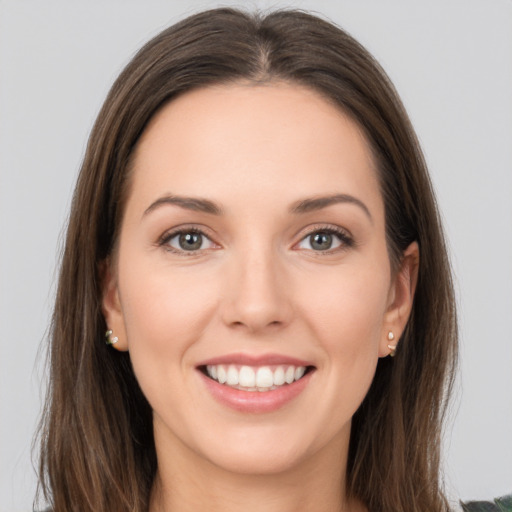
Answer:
[
  {"xmin": 379, "ymin": 242, "xmax": 420, "ymax": 358},
  {"xmin": 100, "ymin": 258, "xmax": 129, "ymax": 351}
]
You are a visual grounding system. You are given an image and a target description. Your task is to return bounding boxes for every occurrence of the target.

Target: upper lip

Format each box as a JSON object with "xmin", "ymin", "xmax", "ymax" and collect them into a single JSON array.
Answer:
[{"xmin": 196, "ymin": 353, "xmax": 314, "ymax": 368}]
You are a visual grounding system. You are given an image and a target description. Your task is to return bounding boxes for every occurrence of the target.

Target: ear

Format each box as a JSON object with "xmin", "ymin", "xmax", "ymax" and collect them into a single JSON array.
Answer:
[
  {"xmin": 100, "ymin": 258, "xmax": 129, "ymax": 351},
  {"xmin": 379, "ymin": 242, "xmax": 419, "ymax": 357}
]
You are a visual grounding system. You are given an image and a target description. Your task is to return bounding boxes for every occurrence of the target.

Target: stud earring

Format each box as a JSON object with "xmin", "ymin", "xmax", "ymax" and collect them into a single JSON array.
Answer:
[
  {"xmin": 387, "ymin": 331, "xmax": 397, "ymax": 357},
  {"xmin": 105, "ymin": 329, "xmax": 119, "ymax": 346}
]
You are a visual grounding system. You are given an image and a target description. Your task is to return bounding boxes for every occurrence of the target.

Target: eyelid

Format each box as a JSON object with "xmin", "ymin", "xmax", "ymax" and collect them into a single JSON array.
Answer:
[
  {"xmin": 157, "ymin": 224, "xmax": 220, "ymax": 254},
  {"xmin": 156, "ymin": 223, "xmax": 354, "ymax": 254},
  {"xmin": 292, "ymin": 224, "xmax": 355, "ymax": 252}
]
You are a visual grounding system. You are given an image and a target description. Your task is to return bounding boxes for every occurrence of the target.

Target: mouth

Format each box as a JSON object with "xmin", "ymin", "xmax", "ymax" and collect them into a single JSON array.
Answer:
[
  {"xmin": 199, "ymin": 364, "xmax": 315, "ymax": 392},
  {"xmin": 196, "ymin": 354, "xmax": 316, "ymax": 412}
]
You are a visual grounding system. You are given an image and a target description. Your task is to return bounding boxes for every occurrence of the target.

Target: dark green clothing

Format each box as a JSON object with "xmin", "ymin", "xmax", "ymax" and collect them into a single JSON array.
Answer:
[{"xmin": 461, "ymin": 494, "xmax": 512, "ymax": 512}]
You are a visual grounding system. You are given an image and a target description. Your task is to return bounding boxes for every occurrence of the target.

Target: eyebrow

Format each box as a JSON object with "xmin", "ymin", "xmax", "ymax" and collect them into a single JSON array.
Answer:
[
  {"xmin": 290, "ymin": 194, "xmax": 372, "ymax": 222},
  {"xmin": 143, "ymin": 194, "xmax": 223, "ymax": 217},
  {"xmin": 143, "ymin": 192, "xmax": 372, "ymax": 221}
]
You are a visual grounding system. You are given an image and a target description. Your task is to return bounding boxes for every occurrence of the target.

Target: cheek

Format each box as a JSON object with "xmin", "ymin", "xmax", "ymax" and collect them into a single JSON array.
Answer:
[
  {"xmin": 119, "ymin": 254, "xmax": 218, "ymax": 343},
  {"xmin": 281, "ymin": 264, "xmax": 391, "ymax": 446},
  {"xmin": 304, "ymin": 264, "xmax": 388, "ymax": 332},
  {"xmin": 298, "ymin": 264, "xmax": 390, "ymax": 374},
  {"xmin": 117, "ymin": 258, "xmax": 219, "ymax": 395}
]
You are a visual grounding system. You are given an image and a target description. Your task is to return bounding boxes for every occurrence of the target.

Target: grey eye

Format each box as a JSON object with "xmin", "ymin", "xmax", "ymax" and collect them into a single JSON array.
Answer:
[
  {"xmin": 310, "ymin": 232, "xmax": 334, "ymax": 250},
  {"xmin": 179, "ymin": 233, "xmax": 203, "ymax": 250},
  {"xmin": 297, "ymin": 231, "xmax": 343, "ymax": 251},
  {"xmin": 167, "ymin": 231, "xmax": 214, "ymax": 251}
]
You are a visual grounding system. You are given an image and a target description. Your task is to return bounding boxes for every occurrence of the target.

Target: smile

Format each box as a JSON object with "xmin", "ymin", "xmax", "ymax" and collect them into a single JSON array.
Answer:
[
  {"xmin": 197, "ymin": 355, "xmax": 316, "ymax": 413},
  {"xmin": 203, "ymin": 364, "xmax": 309, "ymax": 392}
]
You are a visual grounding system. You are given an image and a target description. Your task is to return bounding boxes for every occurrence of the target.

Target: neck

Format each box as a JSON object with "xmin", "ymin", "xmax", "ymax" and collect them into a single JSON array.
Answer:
[{"xmin": 149, "ymin": 430, "xmax": 365, "ymax": 512}]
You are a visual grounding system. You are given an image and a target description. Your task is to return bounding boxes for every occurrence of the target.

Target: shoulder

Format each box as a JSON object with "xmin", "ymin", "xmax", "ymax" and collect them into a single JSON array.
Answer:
[{"xmin": 460, "ymin": 493, "xmax": 512, "ymax": 512}]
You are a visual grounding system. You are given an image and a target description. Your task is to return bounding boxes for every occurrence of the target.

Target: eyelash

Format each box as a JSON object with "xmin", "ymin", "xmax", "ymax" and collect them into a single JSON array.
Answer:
[
  {"xmin": 157, "ymin": 225, "xmax": 354, "ymax": 255},
  {"xmin": 296, "ymin": 225, "xmax": 355, "ymax": 254},
  {"xmin": 158, "ymin": 227, "xmax": 217, "ymax": 255}
]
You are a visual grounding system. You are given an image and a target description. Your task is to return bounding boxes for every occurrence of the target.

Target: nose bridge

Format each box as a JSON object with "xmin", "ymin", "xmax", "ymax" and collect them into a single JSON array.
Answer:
[{"xmin": 222, "ymin": 237, "xmax": 292, "ymax": 332}]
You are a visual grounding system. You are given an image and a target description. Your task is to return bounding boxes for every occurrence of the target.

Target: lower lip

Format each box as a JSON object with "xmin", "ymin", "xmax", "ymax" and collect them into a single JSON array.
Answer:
[{"xmin": 199, "ymin": 370, "xmax": 313, "ymax": 413}]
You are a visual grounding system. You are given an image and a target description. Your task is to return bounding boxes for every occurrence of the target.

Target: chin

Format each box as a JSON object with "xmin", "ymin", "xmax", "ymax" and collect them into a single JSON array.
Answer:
[
  {"xmin": 204, "ymin": 441, "xmax": 310, "ymax": 476},
  {"xmin": 187, "ymin": 418, "xmax": 345, "ymax": 477}
]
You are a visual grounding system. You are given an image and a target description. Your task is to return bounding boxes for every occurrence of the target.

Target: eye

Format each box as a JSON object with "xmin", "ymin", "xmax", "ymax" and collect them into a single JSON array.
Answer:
[
  {"xmin": 296, "ymin": 228, "xmax": 352, "ymax": 252},
  {"xmin": 161, "ymin": 229, "xmax": 216, "ymax": 252}
]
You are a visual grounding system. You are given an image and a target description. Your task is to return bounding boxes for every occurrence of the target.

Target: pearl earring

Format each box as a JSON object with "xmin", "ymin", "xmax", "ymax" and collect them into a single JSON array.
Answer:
[
  {"xmin": 387, "ymin": 331, "xmax": 396, "ymax": 357},
  {"xmin": 105, "ymin": 329, "xmax": 119, "ymax": 346}
]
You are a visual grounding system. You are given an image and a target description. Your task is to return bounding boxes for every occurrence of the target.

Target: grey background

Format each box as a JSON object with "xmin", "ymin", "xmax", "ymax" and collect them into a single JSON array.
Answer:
[{"xmin": 1, "ymin": 1, "xmax": 511, "ymax": 510}]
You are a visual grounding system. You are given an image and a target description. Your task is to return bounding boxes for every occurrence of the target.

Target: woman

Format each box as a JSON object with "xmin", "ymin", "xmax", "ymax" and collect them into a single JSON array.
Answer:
[{"xmin": 37, "ymin": 8, "xmax": 458, "ymax": 512}]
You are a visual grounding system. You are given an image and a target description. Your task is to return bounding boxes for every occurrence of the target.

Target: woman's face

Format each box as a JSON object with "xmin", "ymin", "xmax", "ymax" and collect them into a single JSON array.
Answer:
[{"xmin": 103, "ymin": 83, "xmax": 416, "ymax": 476}]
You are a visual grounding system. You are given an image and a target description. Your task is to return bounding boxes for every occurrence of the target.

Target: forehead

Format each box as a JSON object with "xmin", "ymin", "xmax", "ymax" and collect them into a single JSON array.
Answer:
[{"xmin": 128, "ymin": 82, "xmax": 383, "ymax": 219}]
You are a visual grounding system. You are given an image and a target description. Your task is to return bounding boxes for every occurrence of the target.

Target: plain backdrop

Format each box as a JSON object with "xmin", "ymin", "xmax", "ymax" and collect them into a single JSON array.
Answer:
[{"xmin": 1, "ymin": 1, "xmax": 511, "ymax": 511}]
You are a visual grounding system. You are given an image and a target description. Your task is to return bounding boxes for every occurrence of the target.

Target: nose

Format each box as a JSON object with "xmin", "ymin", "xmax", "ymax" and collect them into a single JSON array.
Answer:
[{"xmin": 220, "ymin": 248, "xmax": 294, "ymax": 334}]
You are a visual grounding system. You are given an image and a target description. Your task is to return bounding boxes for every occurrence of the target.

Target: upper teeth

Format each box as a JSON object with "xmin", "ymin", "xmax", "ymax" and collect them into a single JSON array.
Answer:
[{"xmin": 206, "ymin": 364, "xmax": 306, "ymax": 391}]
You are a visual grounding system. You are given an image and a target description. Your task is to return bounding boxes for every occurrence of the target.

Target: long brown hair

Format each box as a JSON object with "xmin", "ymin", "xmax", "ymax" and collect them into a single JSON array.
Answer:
[{"xmin": 37, "ymin": 8, "xmax": 457, "ymax": 512}]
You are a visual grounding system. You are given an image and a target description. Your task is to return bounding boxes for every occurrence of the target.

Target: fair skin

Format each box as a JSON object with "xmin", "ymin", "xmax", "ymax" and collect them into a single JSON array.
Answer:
[{"xmin": 103, "ymin": 82, "xmax": 418, "ymax": 512}]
